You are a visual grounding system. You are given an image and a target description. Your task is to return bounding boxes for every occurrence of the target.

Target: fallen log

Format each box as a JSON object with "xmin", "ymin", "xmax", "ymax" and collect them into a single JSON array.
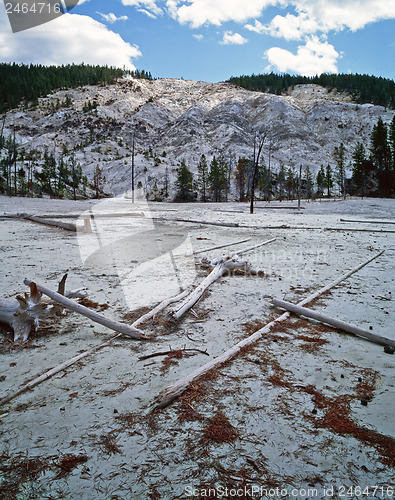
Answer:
[
  {"xmin": 23, "ymin": 279, "xmax": 146, "ymax": 340},
  {"xmin": 20, "ymin": 214, "xmax": 77, "ymax": 232},
  {"xmin": 174, "ymin": 239, "xmax": 276, "ymax": 320},
  {"xmin": 340, "ymin": 218, "xmax": 395, "ymax": 225},
  {"xmin": 131, "ymin": 289, "xmax": 189, "ymax": 327},
  {"xmin": 0, "ymin": 289, "xmax": 196, "ymax": 408},
  {"xmin": 191, "ymin": 238, "xmax": 251, "ymax": 255},
  {"xmin": 0, "ymin": 334, "xmax": 121, "ymax": 408},
  {"xmin": 152, "ymin": 249, "xmax": 385, "ymax": 409},
  {"xmin": 0, "ymin": 282, "xmax": 48, "ymax": 341},
  {"xmin": 272, "ymin": 298, "xmax": 395, "ymax": 349},
  {"xmin": 153, "ymin": 217, "xmax": 239, "ymax": 228}
]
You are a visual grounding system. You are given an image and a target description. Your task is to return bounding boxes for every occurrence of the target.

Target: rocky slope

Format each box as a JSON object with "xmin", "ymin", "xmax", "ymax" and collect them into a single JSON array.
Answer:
[{"xmin": 3, "ymin": 77, "xmax": 394, "ymax": 197}]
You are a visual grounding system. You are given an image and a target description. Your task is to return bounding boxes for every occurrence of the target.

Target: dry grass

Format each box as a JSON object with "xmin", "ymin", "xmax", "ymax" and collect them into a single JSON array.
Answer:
[{"xmin": 201, "ymin": 410, "xmax": 238, "ymax": 444}]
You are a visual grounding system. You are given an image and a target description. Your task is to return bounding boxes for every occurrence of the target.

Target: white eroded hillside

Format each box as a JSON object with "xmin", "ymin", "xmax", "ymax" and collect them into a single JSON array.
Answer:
[{"xmin": 3, "ymin": 77, "xmax": 394, "ymax": 197}]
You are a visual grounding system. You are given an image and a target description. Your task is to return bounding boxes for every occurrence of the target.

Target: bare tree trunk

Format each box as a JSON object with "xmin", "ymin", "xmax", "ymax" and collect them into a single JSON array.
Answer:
[{"xmin": 272, "ymin": 298, "xmax": 395, "ymax": 348}]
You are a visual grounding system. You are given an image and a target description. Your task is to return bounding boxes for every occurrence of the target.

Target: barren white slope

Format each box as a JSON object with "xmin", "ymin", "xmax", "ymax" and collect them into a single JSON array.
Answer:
[{"xmin": 3, "ymin": 78, "xmax": 394, "ymax": 196}]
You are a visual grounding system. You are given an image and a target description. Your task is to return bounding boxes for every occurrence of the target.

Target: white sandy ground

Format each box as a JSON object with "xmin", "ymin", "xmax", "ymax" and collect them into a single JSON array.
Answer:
[{"xmin": 0, "ymin": 195, "xmax": 394, "ymax": 499}]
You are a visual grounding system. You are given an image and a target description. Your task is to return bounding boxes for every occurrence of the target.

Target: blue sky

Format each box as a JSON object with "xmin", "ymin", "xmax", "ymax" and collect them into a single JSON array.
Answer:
[{"xmin": 1, "ymin": 0, "xmax": 395, "ymax": 82}]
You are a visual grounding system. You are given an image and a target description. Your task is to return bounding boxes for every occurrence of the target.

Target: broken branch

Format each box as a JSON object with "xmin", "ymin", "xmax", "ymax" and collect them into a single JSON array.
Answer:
[
  {"xmin": 23, "ymin": 279, "xmax": 146, "ymax": 340},
  {"xmin": 272, "ymin": 298, "xmax": 395, "ymax": 348}
]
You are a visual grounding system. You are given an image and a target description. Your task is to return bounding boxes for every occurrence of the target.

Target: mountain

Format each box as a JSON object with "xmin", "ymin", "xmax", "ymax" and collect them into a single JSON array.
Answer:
[{"xmin": 2, "ymin": 76, "xmax": 394, "ymax": 198}]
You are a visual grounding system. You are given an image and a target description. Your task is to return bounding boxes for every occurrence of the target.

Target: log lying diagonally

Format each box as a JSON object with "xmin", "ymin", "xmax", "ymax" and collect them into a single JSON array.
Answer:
[
  {"xmin": 172, "ymin": 239, "xmax": 276, "ymax": 320},
  {"xmin": 0, "ymin": 276, "xmax": 87, "ymax": 342},
  {"xmin": 0, "ymin": 288, "xmax": 192, "ymax": 408},
  {"xmin": 23, "ymin": 279, "xmax": 146, "ymax": 340},
  {"xmin": 272, "ymin": 298, "xmax": 395, "ymax": 349},
  {"xmin": 152, "ymin": 249, "xmax": 385, "ymax": 409}
]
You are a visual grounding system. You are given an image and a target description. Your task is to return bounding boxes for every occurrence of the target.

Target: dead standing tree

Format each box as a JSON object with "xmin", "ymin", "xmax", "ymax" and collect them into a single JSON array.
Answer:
[{"xmin": 250, "ymin": 132, "xmax": 266, "ymax": 214}]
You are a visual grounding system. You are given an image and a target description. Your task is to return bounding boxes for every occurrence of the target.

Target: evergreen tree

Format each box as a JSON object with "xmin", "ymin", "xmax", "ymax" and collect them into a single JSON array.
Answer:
[
  {"xmin": 175, "ymin": 159, "xmax": 194, "ymax": 201},
  {"xmin": 196, "ymin": 154, "xmax": 208, "ymax": 202},
  {"xmin": 351, "ymin": 142, "xmax": 368, "ymax": 197},
  {"xmin": 303, "ymin": 166, "xmax": 314, "ymax": 200},
  {"xmin": 370, "ymin": 117, "xmax": 394, "ymax": 196},
  {"xmin": 234, "ymin": 157, "xmax": 246, "ymax": 201},
  {"xmin": 316, "ymin": 165, "xmax": 325, "ymax": 197},
  {"xmin": 208, "ymin": 156, "xmax": 227, "ymax": 202},
  {"xmin": 333, "ymin": 143, "xmax": 346, "ymax": 198},
  {"xmin": 324, "ymin": 164, "xmax": 334, "ymax": 197},
  {"xmin": 277, "ymin": 164, "xmax": 286, "ymax": 201}
]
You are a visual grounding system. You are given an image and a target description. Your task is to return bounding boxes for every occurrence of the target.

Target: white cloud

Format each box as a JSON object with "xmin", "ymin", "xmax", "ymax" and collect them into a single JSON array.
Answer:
[
  {"xmin": 121, "ymin": 0, "xmax": 163, "ymax": 17},
  {"xmin": 138, "ymin": 9, "xmax": 159, "ymax": 18},
  {"xmin": 246, "ymin": 1, "xmax": 395, "ymax": 41},
  {"xmin": 168, "ymin": 0, "xmax": 274, "ymax": 28},
  {"xmin": 193, "ymin": 34, "xmax": 204, "ymax": 40},
  {"xmin": 258, "ymin": 12, "xmax": 318, "ymax": 40},
  {"xmin": 0, "ymin": 12, "xmax": 141, "ymax": 70},
  {"xmin": 265, "ymin": 36, "xmax": 340, "ymax": 76},
  {"xmin": 123, "ymin": 0, "xmax": 395, "ymax": 39},
  {"xmin": 221, "ymin": 31, "xmax": 248, "ymax": 45},
  {"xmin": 97, "ymin": 12, "xmax": 128, "ymax": 24}
]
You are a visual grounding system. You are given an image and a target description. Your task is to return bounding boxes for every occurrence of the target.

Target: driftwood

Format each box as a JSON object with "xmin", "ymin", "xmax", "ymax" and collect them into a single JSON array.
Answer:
[
  {"xmin": 0, "ymin": 282, "xmax": 49, "ymax": 341},
  {"xmin": 24, "ymin": 279, "xmax": 146, "ymax": 340},
  {"xmin": 131, "ymin": 290, "xmax": 189, "ymax": 327},
  {"xmin": 152, "ymin": 250, "xmax": 385, "ymax": 409},
  {"xmin": 0, "ymin": 334, "xmax": 122, "ymax": 408},
  {"xmin": 272, "ymin": 298, "xmax": 395, "ymax": 349},
  {"xmin": 340, "ymin": 218, "xmax": 395, "ymax": 225},
  {"xmin": 0, "ymin": 289, "xmax": 197, "ymax": 408},
  {"xmin": 191, "ymin": 238, "xmax": 251, "ymax": 255},
  {"xmin": 153, "ymin": 217, "xmax": 239, "ymax": 228},
  {"xmin": 20, "ymin": 214, "xmax": 77, "ymax": 232},
  {"xmin": 173, "ymin": 239, "xmax": 276, "ymax": 320}
]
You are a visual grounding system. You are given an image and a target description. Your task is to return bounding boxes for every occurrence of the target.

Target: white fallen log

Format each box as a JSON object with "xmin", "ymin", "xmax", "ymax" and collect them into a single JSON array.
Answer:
[
  {"xmin": 272, "ymin": 298, "xmax": 395, "ymax": 348},
  {"xmin": 340, "ymin": 218, "xmax": 395, "ymax": 225},
  {"xmin": 153, "ymin": 217, "xmax": 239, "ymax": 228},
  {"xmin": 23, "ymin": 279, "xmax": 146, "ymax": 340},
  {"xmin": 0, "ymin": 334, "xmax": 122, "ymax": 408},
  {"xmin": 0, "ymin": 289, "xmax": 196, "ymax": 408},
  {"xmin": 171, "ymin": 257, "xmax": 260, "ymax": 320},
  {"xmin": 132, "ymin": 289, "xmax": 189, "ymax": 327},
  {"xmin": 173, "ymin": 239, "xmax": 276, "ymax": 320},
  {"xmin": 231, "ymin": 238, "xmax": 277, "ymax": 257},
  {"xmin": 190, "ymin": 238, "xmax": 251, "ymax": 256},
  {"xmin": 152, "ymin": 249, "xmax": 385, "ymax": 409},
  {"xmin": 20, "ymin": 214, "xmax": 77, "ymax": 232}
]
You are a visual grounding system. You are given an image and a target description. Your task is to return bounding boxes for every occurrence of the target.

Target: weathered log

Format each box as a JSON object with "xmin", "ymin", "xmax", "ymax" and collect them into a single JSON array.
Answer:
[
  {"xmin": 0, "ymin": 334, "xmax": 122, "ymax": 408},
  {"xmin": 131, "ymin": 290, "xmax": 189, "ymax": 327},
  {"xmin": 340, "ymin": 218, "xmax": 395, "ymax": 225},
  {"xmin": 20, "ymin": 214, "xmax": 77, "ymax": 232},
  {"xmin": 152, "ymin": 249, "xmax": 385, "ymax": 409},
  {"xmin": 272, "ymin": 298, "xmax": 395, "ymax": 348},
  {"xmin": 0, "ymin": 289, "xmax": 197, "ymax": 408},
  {"xmin": 191, "ymin": 238, "xmax": 251, "ymax": 255},
  {"xmin": 173, "ymin": 239, "xmax": 276, "ymax": 320},
  {"xmin": 153, "ymin": 217, "xmax": 239, "ymax": 228},
  {"xmin": 171, "ymin": 263, "xmax": 227, "ymax": 320},
  {"xmin": 23, "ymin": 279, "xmax": 146, "ymax": 340}
]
